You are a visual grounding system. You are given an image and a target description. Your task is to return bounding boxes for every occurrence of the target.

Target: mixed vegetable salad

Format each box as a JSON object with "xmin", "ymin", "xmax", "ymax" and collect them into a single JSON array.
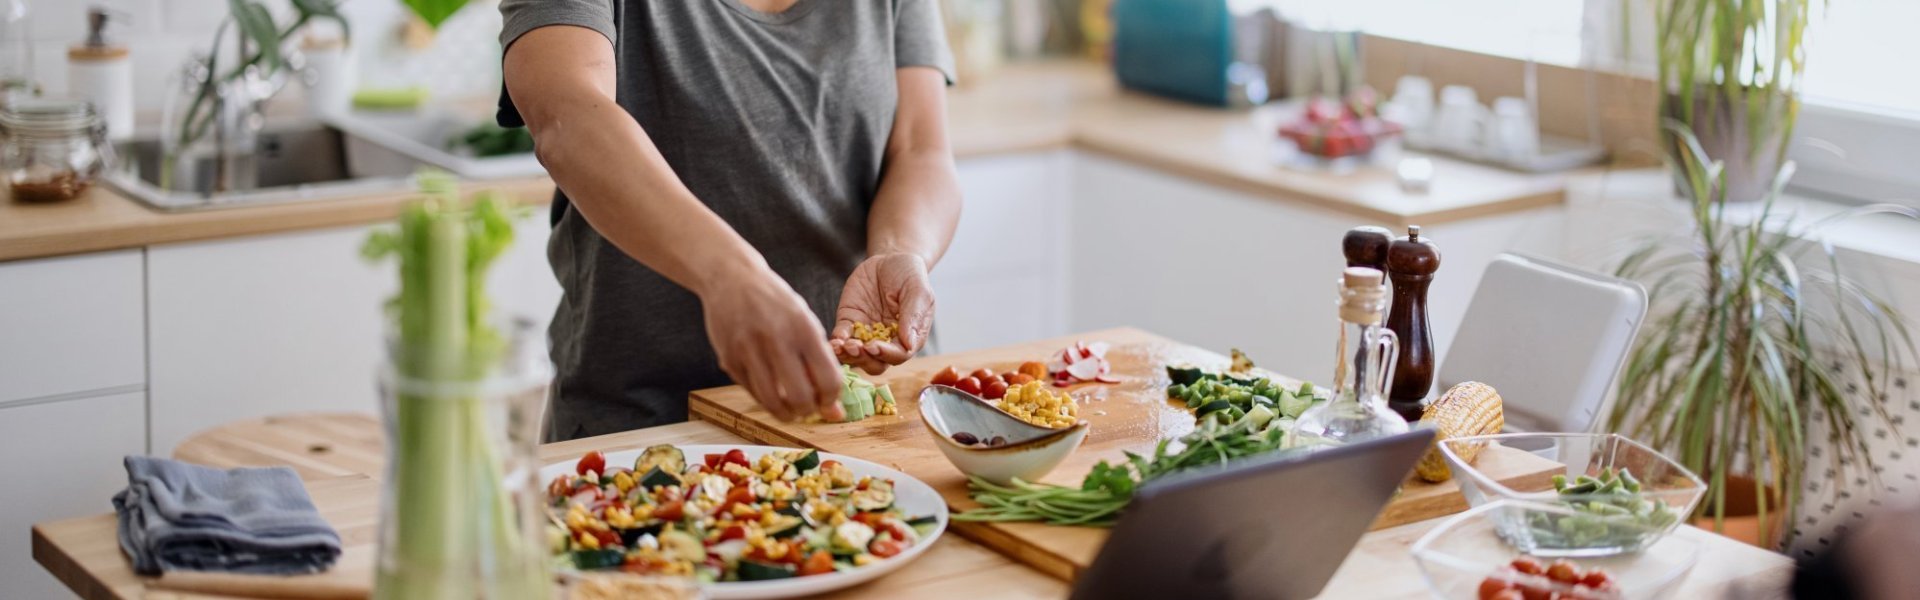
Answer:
[{"xmin": 547, "ymin": 445, "xmax": 935, "ymax": 582}]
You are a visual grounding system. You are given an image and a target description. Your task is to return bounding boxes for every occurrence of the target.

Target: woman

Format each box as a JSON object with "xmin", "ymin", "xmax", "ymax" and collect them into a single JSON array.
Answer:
[{"xmin": 497, "ymin": 0, "xmax": 961, "ymax": 441}]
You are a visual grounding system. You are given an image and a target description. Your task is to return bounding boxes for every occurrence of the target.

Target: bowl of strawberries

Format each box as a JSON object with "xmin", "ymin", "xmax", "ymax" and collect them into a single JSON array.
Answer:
[{"xmin": 1277, "ymin": 88, "xmax": 1404, "ymax": 163}]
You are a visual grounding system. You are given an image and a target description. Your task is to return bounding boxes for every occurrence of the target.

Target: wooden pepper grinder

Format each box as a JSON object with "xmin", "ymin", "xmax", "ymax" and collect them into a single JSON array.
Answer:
[
  {"xmin": 1385, "ymin": 225, "xmax": 1440, "ymax": 421},
  {"xmin": 1342, "ymin": 226, "xmax": 1393, "ymax": 271}
]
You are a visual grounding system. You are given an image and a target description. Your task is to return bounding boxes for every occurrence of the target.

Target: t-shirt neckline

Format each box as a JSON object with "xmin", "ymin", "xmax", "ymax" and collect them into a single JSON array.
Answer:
[{"xmin": 716, "ymin": 0, "xmax": 821, "ymax": 24}]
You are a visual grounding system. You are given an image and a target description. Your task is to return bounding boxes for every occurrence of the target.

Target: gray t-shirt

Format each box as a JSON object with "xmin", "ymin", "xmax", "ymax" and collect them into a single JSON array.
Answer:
[{"xmin": 497, "ymin": 0, "xmax": 953, "ymax": 441}]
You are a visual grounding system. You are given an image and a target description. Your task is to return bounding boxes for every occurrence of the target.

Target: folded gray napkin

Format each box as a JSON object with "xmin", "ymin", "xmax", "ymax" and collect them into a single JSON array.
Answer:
[{"xmin": 112, "ymin": 456, "xmax": 341, "ymax": 575}]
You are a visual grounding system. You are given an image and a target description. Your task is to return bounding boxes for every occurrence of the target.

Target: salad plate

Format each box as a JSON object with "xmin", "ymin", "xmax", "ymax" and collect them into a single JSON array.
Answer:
[{"xmin": 539, "ymin": 444, "xmax": 948, "ymax": 600}]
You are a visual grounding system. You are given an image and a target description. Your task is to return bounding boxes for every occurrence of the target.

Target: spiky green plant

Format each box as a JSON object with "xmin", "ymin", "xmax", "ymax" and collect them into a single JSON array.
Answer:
[
  {"xmin": 1654, "ymin": 0, "xmax": 1815, "ymax": 199},
  {"xmin": 1609, "ymin": 123, "xmax": 1916, "ymax": 547}
]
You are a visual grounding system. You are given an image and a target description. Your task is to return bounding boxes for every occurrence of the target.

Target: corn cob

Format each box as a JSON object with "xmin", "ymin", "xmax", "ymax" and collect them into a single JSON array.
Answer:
[{"xmin": 1415, "ymin": 381, "xmax": 1505, "ymax": 482}]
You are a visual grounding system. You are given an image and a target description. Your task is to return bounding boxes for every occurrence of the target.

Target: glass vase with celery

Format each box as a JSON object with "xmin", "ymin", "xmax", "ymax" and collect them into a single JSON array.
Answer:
[{"xmin": 363, "ymin": 172, "xmax": 549, "ymax": 599}]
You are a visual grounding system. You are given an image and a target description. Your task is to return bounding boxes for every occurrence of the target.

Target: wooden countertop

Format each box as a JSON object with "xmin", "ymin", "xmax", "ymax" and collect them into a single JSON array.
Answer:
[
  {"xmin": 2, "ymin": 60, "xmax": 1567, "ymax": 263},
  {"xmin": 35, "ymin": 402, "xmax": 1791, "ymax": 599}
]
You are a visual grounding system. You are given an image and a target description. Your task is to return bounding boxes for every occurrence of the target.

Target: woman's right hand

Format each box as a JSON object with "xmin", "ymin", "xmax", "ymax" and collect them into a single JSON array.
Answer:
[{"xmin": 700, "ymin": 264, "xmax": 845, "ymax": 422}]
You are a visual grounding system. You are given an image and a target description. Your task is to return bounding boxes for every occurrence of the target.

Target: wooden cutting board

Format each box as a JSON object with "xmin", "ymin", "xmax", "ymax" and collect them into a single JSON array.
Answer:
[{"xmin": 689, "ymin": 328, "xmax": 1562, "ymax": 581}]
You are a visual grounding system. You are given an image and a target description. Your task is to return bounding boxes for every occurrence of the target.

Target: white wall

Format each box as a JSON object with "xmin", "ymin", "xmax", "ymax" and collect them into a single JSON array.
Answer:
[{"xmin": 23, "ymin": 0, "xmax": 504, "ymax": 113}]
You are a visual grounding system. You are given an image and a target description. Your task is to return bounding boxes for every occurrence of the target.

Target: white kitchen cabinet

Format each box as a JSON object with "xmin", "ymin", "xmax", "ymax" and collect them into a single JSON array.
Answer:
[
  {"xmin": 0, "ymin": 391, "xmax": 146, "ymax": 600},
  {"xmin": 0, "ymin": 249, "xmax": 145, "ymax": 404},
  {"xmin": 146, "ymin": 213, "xmax": 558, "ymax": 455},
  {"xmin": 931, "ymin": 151, "xmax": 1072, "ymax": 353},
  {"xmin": 1067, "ymin": 153, "xmax": 1563, "ymax": 384}
]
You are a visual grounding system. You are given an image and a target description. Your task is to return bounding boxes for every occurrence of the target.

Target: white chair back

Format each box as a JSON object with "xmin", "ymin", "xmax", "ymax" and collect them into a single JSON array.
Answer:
[{"xmin": 1439, "ymin": 254, "xmax": 1647, "ymax": 433}]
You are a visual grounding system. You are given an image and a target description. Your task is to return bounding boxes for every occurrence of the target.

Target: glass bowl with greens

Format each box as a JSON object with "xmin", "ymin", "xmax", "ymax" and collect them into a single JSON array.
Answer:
[{"xmin": 1439, "ymin": 433, "xmax": 1705, "ymax": 556}]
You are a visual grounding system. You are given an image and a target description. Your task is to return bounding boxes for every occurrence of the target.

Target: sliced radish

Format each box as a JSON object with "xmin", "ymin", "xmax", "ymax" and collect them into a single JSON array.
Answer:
[
  {"xmin": 1093, "ymin": 374, "xmax": 1121, "ymax": 384},
  {"xmin": 1066, "ymin": 359, "xmax": 1103, "ymax": 380},
  {"xmin": 1087, "ymin": 342, "xmax": 1111, "ymax": 358}
]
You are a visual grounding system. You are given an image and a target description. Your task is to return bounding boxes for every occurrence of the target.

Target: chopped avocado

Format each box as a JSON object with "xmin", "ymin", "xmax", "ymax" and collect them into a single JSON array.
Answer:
[
  {"xmin": 838, "ymin": 365, "xmax": 878, "ymax": 422},
  {"xmin": 571, "ymin": 549, "xmax": 624, "ymax": 570},
  {"xmin": 634, "ymin": 444, "xmax": 687, "ymax": 475},
  {"xmin": 791, "ymin": 449, "xmax": 821, "ymax": 472},
  {"xmin": 1278, "ymin": 392, "xmax": 1315, "ymax": 419},
  {"xmin": 737, "ymin": 559, "xmax": 797, "ymax": 581},
  {"xmin": 850, "ymin": 480, "xmax": 896, "ymax": 511},
  {"xmin": 639, "ymin": 466, "xmax": 681, "ymax": 490}
]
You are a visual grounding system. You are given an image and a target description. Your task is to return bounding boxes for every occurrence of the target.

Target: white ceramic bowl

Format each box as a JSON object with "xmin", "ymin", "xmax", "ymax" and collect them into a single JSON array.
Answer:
[{"xmin": 917, "ymin": 384, "xmax": 1088, "ymax": 485}]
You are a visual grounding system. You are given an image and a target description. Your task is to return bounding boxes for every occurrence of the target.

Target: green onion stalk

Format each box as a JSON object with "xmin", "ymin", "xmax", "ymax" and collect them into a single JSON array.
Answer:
[{"xmin": 364, "ymin": 172, "xmax": 547, "ymax": 599}]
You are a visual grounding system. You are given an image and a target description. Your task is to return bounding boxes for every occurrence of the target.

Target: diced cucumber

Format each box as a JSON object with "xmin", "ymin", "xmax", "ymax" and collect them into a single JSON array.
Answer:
[
  {"xmin": 737, "ymin": 559, "xmax": 797, "ymax": 581},
  {"xmin": 791, "ymin": 449, "xmax": 820, "ymax": 472},
  {"xmin": 639, "ymin": 466, "xmax": 681, "ymax": 490}
]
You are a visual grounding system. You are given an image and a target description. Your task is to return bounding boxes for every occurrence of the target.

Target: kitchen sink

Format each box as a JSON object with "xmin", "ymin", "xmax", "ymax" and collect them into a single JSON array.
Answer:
[{"xmin": 106, "ymin": 120, "xmax": 424, "ymax": 212}]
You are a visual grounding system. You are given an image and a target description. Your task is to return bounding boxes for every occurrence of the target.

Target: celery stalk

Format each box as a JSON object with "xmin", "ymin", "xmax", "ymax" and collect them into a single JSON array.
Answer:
[{"xmin": 366, "ymin": 173, "xmax": 544, "ymax": 599}]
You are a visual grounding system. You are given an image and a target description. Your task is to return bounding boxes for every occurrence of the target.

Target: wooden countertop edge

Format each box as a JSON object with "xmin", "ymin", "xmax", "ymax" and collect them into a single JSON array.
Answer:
[{"xmin": 33, "ymin": 524, "xmax": 127, "ymax": 600}]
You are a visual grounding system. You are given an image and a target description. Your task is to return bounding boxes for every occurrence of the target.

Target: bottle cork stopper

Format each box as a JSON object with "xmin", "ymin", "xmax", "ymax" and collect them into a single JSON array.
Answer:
[{"xmin": 1343, "ymin": 267, "xmax": 1384, "ymax": 288}]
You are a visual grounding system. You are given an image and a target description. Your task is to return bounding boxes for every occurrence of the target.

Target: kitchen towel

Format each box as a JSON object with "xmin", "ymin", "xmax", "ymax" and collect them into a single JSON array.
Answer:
[{"xmin": 112, "ymin": 456, "xmax": 341, "ymax": 575}]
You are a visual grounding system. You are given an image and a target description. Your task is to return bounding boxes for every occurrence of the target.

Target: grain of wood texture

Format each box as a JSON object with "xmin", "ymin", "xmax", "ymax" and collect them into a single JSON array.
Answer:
[
  {"xmin": 689, "ymin": 327, "xmax": 1564, "ymax": 581},
  {"xmin": 35, "ymin": 419, "xmax": 1069, "ymax": 600}
]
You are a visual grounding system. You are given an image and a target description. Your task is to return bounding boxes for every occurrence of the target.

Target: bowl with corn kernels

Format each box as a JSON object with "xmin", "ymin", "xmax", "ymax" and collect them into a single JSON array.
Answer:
[{"xmin": 917, "ymin": 383, "xmax": 1088, "ymax": 485}]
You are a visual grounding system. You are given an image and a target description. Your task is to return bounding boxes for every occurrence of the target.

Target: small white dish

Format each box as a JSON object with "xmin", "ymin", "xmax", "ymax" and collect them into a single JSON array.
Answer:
[{"xmin": 917, "ymin": 384, "xmax": 1089, "ymax": 485}]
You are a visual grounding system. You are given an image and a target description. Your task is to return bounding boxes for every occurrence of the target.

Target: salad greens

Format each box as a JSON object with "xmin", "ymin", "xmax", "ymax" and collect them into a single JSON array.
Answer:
[{"xmin": 363, "ymin": 173, "xmax": 543, "ymax": 599}]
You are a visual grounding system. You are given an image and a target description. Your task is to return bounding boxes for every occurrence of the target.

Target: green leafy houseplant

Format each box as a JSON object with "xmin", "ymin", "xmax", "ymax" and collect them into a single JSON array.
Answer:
[
  {"xmin": 1609, "ymin": 124, "xmax": 1917, "ymax": 546},
  {"xmin": 1654, "ymin": 0, "xmax": 1814, "ymax": 203}
]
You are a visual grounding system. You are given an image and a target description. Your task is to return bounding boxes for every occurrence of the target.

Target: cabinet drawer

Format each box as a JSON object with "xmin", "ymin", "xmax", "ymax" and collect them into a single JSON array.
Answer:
[
  {"xmin": 0, "ymin": 391, "xmax": 146, "ymax": 599},
  {"xmin": 0, "ymin": 250, "xmax": 146, "ymax": 403}
]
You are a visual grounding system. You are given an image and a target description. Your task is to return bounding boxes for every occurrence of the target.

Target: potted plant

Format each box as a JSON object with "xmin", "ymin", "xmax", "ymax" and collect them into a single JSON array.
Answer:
[
  {"xmin": 1608, "ymin": 125, "xmax": 1917, "ymax": 548},
  {"xmin": 161, "ymin": 0, "xmax": 346, "ymax": 192},
  {"xmin": 1654, "ymin": 0, "xmax": 1813, "ymax": 203}
]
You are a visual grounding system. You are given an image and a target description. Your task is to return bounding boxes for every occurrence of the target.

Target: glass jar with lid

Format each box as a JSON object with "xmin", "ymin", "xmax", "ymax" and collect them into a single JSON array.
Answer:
[{"xmin": 1, "ymin": 97, "xmax": 109, "ymax": 203}]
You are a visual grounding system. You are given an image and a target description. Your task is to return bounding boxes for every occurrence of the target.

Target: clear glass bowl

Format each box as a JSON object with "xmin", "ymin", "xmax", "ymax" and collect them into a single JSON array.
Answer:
[
  {"xmin": 1439, "ymin": 433, "xmax": 1705, "ymax": 556},
  {"xmin": 1412, "ymin": 500, "xmax": 1702, "ymax": 600}
]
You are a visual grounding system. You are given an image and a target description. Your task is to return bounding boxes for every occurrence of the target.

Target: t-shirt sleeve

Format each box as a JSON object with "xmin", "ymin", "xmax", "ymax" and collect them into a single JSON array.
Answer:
[
  {"xmin": 894, "ymin": 0, "xmax": 956, "ymax": 85},
  {"xmin": 496, "ymin": 0, "xmax": 615, "ymax": 127}
]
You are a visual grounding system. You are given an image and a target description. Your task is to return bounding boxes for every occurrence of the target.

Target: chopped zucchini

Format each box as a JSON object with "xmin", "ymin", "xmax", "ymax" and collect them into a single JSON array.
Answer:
[
  {"xmin": 850, "ymin": 480, "xmax": 896, "ymax": 511},
  {"xmin": 616, "ymin": 522, "xmax": 665, "ymax": 546},
  {"xmin": 766, "ymin": 514, "xmax": 805, "ymax": 538},
  {"xmin": 1165, "ymin": 364, "xmax": 1206, "ymax": 386},
  {"xmin": 831, "ymin": 521, "xmax": 875, "ymax": 554},
  {"xmin": 791, "ymin": 449, "xmax": 820, "ymax": 472},
  {"xmin": 1194, "ymin": 399, "xmax": 1235, "ymax": 418},
  {"xmin": 639, "ymin": 466, "xmax": 681, "ymax": 490},
  {"xmin": 905, "ymin": 514, "xmax": 939, "ymax": 527},
  {"xmin": 737, "ymin": 559, "xmax": 797, "ymax": 581},
  {"xmin": 634, "ymin": 445, "xmax": 687, "ymax": 476},
  {"xmin": 571, "ymin": 549, "xmax": 624, "ymax": 570}
]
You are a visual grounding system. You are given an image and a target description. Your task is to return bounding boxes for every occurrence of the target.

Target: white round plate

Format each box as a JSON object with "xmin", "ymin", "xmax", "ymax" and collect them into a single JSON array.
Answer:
[{"xmin": 540, "ymin": 444, "xmax": 949, "ymax": 600}]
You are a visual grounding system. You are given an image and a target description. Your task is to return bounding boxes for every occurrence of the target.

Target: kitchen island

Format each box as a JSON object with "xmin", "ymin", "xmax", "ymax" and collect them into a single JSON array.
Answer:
[{"xmin": 34, "ymin": 332, "xmax": 1793, "ymax": 599}]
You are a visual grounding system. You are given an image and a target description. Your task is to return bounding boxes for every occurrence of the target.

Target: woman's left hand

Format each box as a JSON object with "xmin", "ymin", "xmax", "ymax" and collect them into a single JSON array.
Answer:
[{"xmin": 831, "ymin": 252, "xmax": 935, "ymax": 374}]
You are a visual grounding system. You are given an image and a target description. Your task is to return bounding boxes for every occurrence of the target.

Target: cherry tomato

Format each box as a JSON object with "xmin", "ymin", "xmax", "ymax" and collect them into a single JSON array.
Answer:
[
  {"xmin": 930, "ymin": 366, "xmax": 962, "ymax": 387},
  {"xmin": 1510, "ymin": 557, "xmax": 1545, "ymax": 576},
  {"xmin": 653, "ymin": 500, "xmax": 685, "ymax": 521},
  {"xmin": 1487, "ymin": 591, "xmax": 1523, "ymax": 600},
  {"xmin": 718, "ymin": 486, "xmax": 756, "ymax": 514},
  {"xmin": 1008, "ymin": 373, "xmax": 1036, "ymax": 385},
  {"xmin": 798, "ymin": 550, "xmax": 836, "ymax": 576},
  {"xmin": 984, "ymin": 380, "xmax": 1010, "ymax": 400},
  {"xmin": 1579, "ymin": 569, "xmax": 1614, "ymax": 590},
  {"xmin": 1477, "ymin": 577, "xmax": 1515, "ymax": 600},
  {"xmin": 576, "ymin": 451, "xmax": 606, "ymax": 476},
  {"xmin": 869, "ymin": 537, "xmax": 905, "ymax": 558},
  {"xmin": 954, "ymin": 377, "xmax": 983, "ymax": 396},
  {"xmin": 593, "ymin": 528, "xmax": 621, "ymax": 548},
  {"xmin": 719, "ymin": 524, "xmax": 748, "ymax": 542},
  {"xmin": 703, "ymin": 453, "xmax": 724, "ymax": 469},
  {"xmin": 1018, "ymin": 361, "xmax": 1048, "ymax": 380},
  {"xmin": 548, "ymin": 474, "xmax": 572, "ymax": 498},
  {"xmin": 969, "ymin": 368, "xmax": 996, "ymax": 383},
  {"xmin": 1515, "ymin": 584, "xmax": 1551, "ymax": 600},
  {"xmin": 1545, "ymin": 560, "xmax": 1582, "ymax": 584},
  {"xmin": 723, "ymin": 449, "xmax": 751, "ymax": 468}
]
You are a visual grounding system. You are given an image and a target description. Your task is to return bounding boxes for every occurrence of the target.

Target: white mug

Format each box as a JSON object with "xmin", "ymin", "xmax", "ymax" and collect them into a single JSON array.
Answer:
[
  {"xmin": 1388, "ymin": 76, "xmax": 1435, "ymax": 144},
  {"xmin": 1484, "ymin": 96, "xmax": 1539, "ymax": 162},
  {"xmin": 1432, "ymin": 85, "xmax": 1488, "ymax": 156}
]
